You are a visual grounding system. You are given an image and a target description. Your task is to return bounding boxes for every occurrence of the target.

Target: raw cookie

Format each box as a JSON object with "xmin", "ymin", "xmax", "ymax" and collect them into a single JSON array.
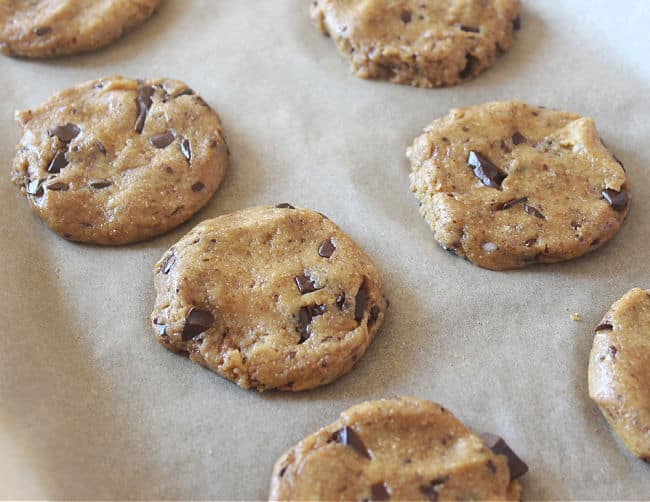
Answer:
[
  {"xmin": 0, "ymin": 0, "xmax": 160, "ymax": 58},
  {"xmin": 269, "ymin": 397, "xmax": 527, "ymax": 500},
  {"xmin": 150, "ymin": 205, "xmax": 387, "ymax": 391},
  {"xmin": 407, "ymin": 101, "xmax": 630, "ymax": 270},
  {"xmin": 11, "ymin": 76, "xmax": 229, "ymax": 245},
  {"xmin": 310, "ymin": 0, "xmax": 520, "ymax": 88},
  {"xmin": 588, "ymin": 288, "xmax": 650, "ymax": 461}
]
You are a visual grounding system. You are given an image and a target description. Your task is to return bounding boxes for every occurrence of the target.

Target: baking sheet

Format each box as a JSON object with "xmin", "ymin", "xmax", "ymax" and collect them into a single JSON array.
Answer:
[{"xmin": 1, "ymin": 0, "xmax": 649, "ymax": 499}]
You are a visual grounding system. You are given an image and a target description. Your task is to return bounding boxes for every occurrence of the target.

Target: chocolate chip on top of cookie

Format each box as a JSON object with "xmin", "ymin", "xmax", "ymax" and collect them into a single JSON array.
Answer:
[{"xmin": 151, "ymin": 205, "xmax": 387, "ymax": 391}]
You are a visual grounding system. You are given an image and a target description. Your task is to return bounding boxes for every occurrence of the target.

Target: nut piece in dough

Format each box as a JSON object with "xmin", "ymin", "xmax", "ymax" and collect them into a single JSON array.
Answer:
[
  {"xmin": 0, "ymin": 0, "xmax": 160, "ymax": 58},
  {"xmin": 408, "ymin": 101, "xmax": 630, "ymax": 270},
  {"xmin": 310, "ymin": 0, "xmax": 521, "ymax": 88},
  {"xmin": 151, "ymin": 205, "xmax": 387, "ymax": 391},
  {"xmin": 589, "ymin": 288, "xmax": 650, "ymax": 461},
  {"xmin": 269, "ymin": 397, "xmax": 527, "ymax": 500},
  {"xmin": 12, "ymin": 76, "xmax": 229, "ymax": 245}
]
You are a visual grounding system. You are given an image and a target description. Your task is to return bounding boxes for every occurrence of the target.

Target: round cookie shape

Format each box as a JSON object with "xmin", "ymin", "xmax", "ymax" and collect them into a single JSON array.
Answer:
[
  {"xmin": 269, "ymin": 397, "xmax": 527, "ymax": 500},
  {"xmin": 11, "ymin": 76, "xmax": 229, "ymax": 245},
  {"xmin": 0, "ymin": 0, "xmax": 160, "ymax": 58},
  {"xmin": 407, "ymin": 101, "xmax": 630, "ymax": 270},
  {"xmin": 310, "ymin": 0, "xmax": 520, "ymax": 88},
  {"xmin": 588, "ymin": 288, "xmax": 650, "ymax": 462},
  {"xmin": 150, "ymin": 205, "xmax": 387, "ymax": 391}
]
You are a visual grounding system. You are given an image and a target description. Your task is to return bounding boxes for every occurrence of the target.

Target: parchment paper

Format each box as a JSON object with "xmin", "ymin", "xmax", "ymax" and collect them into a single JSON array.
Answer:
[{"xmin": 1, "ymin": 1, "xmax": 649, "ymax": 499}]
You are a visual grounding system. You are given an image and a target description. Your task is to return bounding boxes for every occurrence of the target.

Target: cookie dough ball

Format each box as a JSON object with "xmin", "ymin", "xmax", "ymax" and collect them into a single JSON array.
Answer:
[
  {"xmin": 269, "ymin": 397, "xmax": 527, "ymax": 500},
  {"xmin": 407, "ymin": 101, "xmax": 630, "ymax": 270},
  {"xmin": 0, "ymin": 0, "xmax": 160, "ymax": 58},
  {"xmin": 12, "ymin": 76, "xmax": 229, "ymax": 245},
  {"xmin": 589, "ymin": 288, "xmax": 650, "ymax": 461},
  {"xmin": 310, "ymin": 0, "xmax": 520, "ymax": 88},
  {"xmin": 150, "ymin": 205, "xmax": 387, "ymax": 391}
]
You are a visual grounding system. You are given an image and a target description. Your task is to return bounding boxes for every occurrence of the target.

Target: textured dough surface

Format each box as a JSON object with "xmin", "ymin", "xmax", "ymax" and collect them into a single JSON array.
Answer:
[
  {"xmin": 589, "ymin": 288, "xmax": 650, "ymax": 461},
  {"xmin": 150, "ymin": 205, "xmax": 387, "ymax": 392},
  {"xmin": 269, "ymin": 397, "xmax": 522, "ymax": 500},
  {"xmin": 12, "ymin": 76, "xmax": 229, "ymax": 245},
  {"xmin": 408, "ymin": 101, "xmax": 630, "ymax": 270},
  {"xmin": 0, "ymin": 0, "xmax": 159, "ymax": 58},
  {"xmin": 310, "ymin": 0, "xmax": 520, "ymax": 88}
]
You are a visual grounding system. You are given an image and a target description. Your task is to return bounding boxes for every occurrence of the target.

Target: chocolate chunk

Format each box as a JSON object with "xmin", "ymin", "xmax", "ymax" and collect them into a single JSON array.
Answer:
[
  {"xmin": 355, "ymin": 281, "xmax": 369, "ymax": 322},
  {"xmin": 368, "ymin": 306, "xmax": 380, "ymax": 326},
  {"xmin": 400, "ymin": 9, "xmax": 412, "ymax": 23},
  {"xmin": 50, "ymin": 123, "xmax": 81, "ymax": 142},
  {"xmin": 513, "ymin": 16, "xmax": 521, "ymax": 30},
  {"xmin": 467, "ymin": 151, "xmax": 506, "ymax": 189},
  {"xmin": 26, "ymin": 179, "xmax": 44, "ymax": 196},
  {"xmin": 181, "ymin": 307, "xmax": 214, "ymax": 341},
  {"xmin": 89, "ymin": 179, "xmax": 112, "ymax": 189},
  {"xmin": 524, "ymin": 237, "xmax": 538, "ymax": 247},
  {"xmin": 419, "ymin": 477, "xmax": 448, "ymax": 501},
  {"xmin": 96, "ymin": 140, "xmax": 107, "ymax": 155},
  {"xmin": 134, "ymin": 85, "xmax": 155, "ymax": 134},
  {"xmin": 602, "ymin": 188, "xmax": 629, "ymax": 211},
  {"xmin": 295, "ymin": 273, "xmax": 319, "ymax": 294},
  {"xmin": 318, "ymin": 238, "xmax": 336, "ymax": 258},
  {"xmin": 275, "ymin": 203, "xmax": 295, "ymax": 209},
  {"xmin": 460, "ymin": 25, "xmax": 480, "ymax": 33},
  {"xmin": 333, "ymin": 426, "xmax": 370, "ymax": 459},
  {"xmin": 161, "ymin": 253, "xmax": 176, "ymax": 274},
  {"xmin": 370, "ymin": 482, "xmax": 391, "ymax": 501},
  {"xmin": 46, "ymin": 181, "xmax": 69, "ymax": 191},
  {"xmin": 608, "ymin": 345, "xmax": 618, "ymax": 358},
  {"xmin": 495, "ymin": 197, "xmax": 527, "ymax": 210},
  {"xmin": 296, "ymin": 306, "xmax": 313, "ymax": 343},
  {"xmin": 174, "ymin": 88, "xmax": 195, "ymax": 98},
  {"xmin": 524, "ymin": 204, "xmax": 545, "ymax": 220},
  {"xmin": 512, "ymin": 131, "xmax": 527, "ymax": 145},
  {"xmin": 191, "ymin": 182, "xmax": 205, "ymax": 192},
  {"xmin": 595, "ymin": 323, "xmax": 613, "ymax": 332},
  {"xmin": 176, "ymin": 139, "xmax": 191, "ymax": 164},
  {"xmin": 34, "ymin": 26, "xmax": 52, "ymax": 36},
  {"xmin": 47, "ymin": 150, "xmax": 68, "ymax": 173},
  {"xmin": 480, "ymin": 433, "xmax": 528, "ymax": 480},
  {"xmin": 336, "ymin": 292, "xmax": 346, "ymax": 310},
  {"xmin": 459, "ymin": 54, "xmax": 478, "ymax": 79},
  {"xmin": 151, "ymin": 130, "xmax": 175, "ymax": 148}
]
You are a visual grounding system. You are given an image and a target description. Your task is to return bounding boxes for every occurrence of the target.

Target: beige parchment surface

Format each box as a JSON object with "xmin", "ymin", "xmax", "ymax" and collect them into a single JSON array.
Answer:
[{"xmin": 1, "ymin": 1, "xmax": 649, "ymax": 499}]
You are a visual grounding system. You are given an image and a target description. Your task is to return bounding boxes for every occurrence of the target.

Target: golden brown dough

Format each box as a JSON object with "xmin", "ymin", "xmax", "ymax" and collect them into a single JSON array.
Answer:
[
  {"xmin": 310, "ymin": 0, "xmax": 520, "ymax": 88},
  {"xmin": 408, "ymin": 101, "xmax": 629, "ymax": 270},
  {"xmin": 0, "ymin": 0, "xmax": 160, "ymax": 58},
  {"xmin": 11, "ymin": 76, "xmax": 229, "ymax": 245},
  {"xmin": 589, "ymin": 288, "xmax": 650, "ymax": 461},
  {"xmin": 151, "ymin": 205, "xmax": 387, "ymax": 391},
  {"xmin": 269, "ymin": 397, "xmax": 527, "ymax": 500}
]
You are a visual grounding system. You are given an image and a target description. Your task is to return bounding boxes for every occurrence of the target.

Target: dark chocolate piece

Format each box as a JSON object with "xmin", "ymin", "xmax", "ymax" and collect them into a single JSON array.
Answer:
[
  {"xmin": 318, "ymin": 238, "xmax": 336, "ymax": 258},
  {"xmin": 181, "ymin": 307, "xmax": 214, "ymax": 341},
  {"xmin": 480, "ymin": 433, "xmax": 528, "ymax": 480},
  {"xmin": 151, "ymin": 130, "xmax": 175, "ymax": 148},
  {"xmin": 467, "ymin": 151, "xmax": 506, "ymax": 189},
  {"xmin": 333, "ymin": 426, "xmax": 370, "ymax": 459},
  {"xmin": 601, "ymin": 188, "xmax": 629, "ymax": 211}
]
